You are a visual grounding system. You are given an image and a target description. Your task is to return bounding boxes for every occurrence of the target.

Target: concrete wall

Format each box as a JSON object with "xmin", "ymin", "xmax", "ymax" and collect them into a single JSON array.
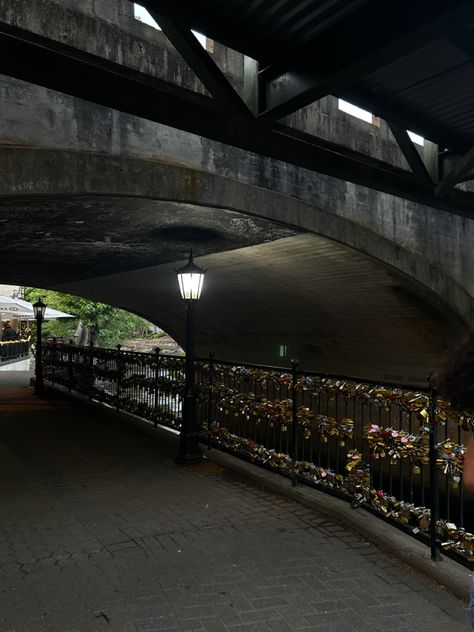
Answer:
[
  {"xmin": 0, "ymin": 0, "xmax": 243, "ymax": 95},
  {"xmin": 1, "ymin": 0, "xmax": 473, "ymax": 326}
]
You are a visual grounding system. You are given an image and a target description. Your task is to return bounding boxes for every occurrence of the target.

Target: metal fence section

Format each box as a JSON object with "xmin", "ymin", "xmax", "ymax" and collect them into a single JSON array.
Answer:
[
  {"xmin": 43, "ymin": 342, "xmax": 474, "ymax": 567},
  {"xmin": 0, "ymin": 339, "xmax": 30, "ymax": 363},
  {"xmin": 43, "ymin": 342, "xmax": 184, "ymax": 430}
]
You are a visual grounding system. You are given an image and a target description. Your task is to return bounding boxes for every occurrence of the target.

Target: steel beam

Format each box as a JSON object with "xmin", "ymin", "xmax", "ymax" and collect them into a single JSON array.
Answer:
[
  {"xmin": 243, "ymin": 56, "xmax": 259, "ymax": 116},
  {"xmin": 435, "ymin": 147, "xmax": 474, "ymax": 198},
  {"xmin": 133, "ymin": 0, "xmax": 263, "ymax": 61},
  {"xmin": 388, "ymin": 124, "xmax": 434, "ymax": 187},
  {"xmin": 0, "ymin": 21, "xmax": 473, "ymax": 218},
  {"xmin": 340, "ymin": 87, "xmax": 462, "ymax": 155},
  {"xmin": 423, "ymin": 141, "xmax": 440, "ymax": 185},
  {"xmin": 143, "ymin": 6, "xmax": 252, "ymax": 118},
  {"xmin": 260, "ymin": 0, "xmax": 474, "ymax": 124}
]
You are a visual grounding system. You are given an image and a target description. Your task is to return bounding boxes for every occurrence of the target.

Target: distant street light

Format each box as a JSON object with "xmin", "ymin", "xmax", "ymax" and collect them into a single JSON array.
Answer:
[
  {"xmin": 175, "ymin": 251, "xmax": 206, "ymax": 464},
  {"xmin": 33, "ymin": 298, "xmax": 47, "ymax": 396}
]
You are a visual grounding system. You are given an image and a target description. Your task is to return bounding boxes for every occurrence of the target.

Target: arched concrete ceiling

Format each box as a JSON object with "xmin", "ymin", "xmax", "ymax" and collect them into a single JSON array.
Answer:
[
  {"xmin": 0, "ymin": 194, "xmax": 465, "ymax": 385},
  {"xmin": 2, "ymin": 147, "xmax": 473, "ymax": 324},
  {"xmin": 0, "ymin": 196, "xmax": 298, "ymax": 283}
]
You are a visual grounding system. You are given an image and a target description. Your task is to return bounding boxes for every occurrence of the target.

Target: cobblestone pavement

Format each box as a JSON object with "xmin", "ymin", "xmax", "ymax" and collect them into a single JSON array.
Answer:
[{"xmin": 0, "ymin": 372, "xmax": 469, "ymax": 632}]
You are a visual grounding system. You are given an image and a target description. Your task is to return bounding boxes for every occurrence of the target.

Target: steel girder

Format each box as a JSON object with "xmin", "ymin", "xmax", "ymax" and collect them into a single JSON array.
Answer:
[{"xmin": 0, "ymin": 20, "xmax": 473, "ymax": 217}]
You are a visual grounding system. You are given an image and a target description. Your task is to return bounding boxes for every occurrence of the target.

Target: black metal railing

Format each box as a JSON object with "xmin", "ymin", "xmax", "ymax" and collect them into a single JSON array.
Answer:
[
  {"xmin": 42, "ymin": 342, "xmax": 474, "ymax": 567},
  {"xmin": 0, "ymin": 339, "xmax": 30, "ymax": 362}
]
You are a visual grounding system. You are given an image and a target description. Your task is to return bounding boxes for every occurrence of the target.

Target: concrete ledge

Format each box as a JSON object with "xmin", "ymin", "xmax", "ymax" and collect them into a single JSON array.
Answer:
[
  {"xmin": 47, "ymin": 384, "xmax": 471, "ymax": 603},
  {"xmin": 0, "ymin": 356, "xmax": 31, "ymax": 370}
]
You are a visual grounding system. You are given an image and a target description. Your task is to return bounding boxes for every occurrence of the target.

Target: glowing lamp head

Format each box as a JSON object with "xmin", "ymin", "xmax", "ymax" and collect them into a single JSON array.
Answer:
[
  {"xmin": 33, "ymin": 298, "xmax": 47, "ymax": 320},
  {"xmin": 176, "ymin": 251, "xmax": 206, "ymax": 301}
]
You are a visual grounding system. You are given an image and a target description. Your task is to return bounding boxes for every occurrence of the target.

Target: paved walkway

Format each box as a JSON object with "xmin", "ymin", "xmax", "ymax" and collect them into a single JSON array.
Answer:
[{"xmin": 0, "ymin": 372, "xmax": 469, "ymax": 632}]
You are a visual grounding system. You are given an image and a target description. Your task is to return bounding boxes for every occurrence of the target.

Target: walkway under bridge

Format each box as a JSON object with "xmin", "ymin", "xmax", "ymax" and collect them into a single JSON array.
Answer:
[
  {"xmin": 42, "ymin": 342, "xmax": 474, "ymax": 567},
  {"xmin": 0, "ymin": 367, "xmax": 469, "ymax": 631}
]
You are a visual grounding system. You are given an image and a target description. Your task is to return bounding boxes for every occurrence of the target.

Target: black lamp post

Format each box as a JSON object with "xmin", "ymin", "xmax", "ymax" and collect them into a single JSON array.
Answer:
[
  {"xmin": 175, "ymin": 251, "xmax": 206, "ymax": 464},
  {"xmin": 33, "ymin": 298, "xmax": 47, "ymax": 396}
]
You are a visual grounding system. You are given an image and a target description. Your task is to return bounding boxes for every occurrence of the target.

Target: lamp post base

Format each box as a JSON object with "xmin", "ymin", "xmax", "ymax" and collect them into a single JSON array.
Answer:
[
  {"xmin": 33, "ymin": 376, "xmax": 45, "ymax": 397},
  {"xmin": 175, "ymin": 451, "xmax": 203, "ymax": 466},
  {"xmin": 175, "ymin": 429, "xmax": 202, "ymax": 465}
]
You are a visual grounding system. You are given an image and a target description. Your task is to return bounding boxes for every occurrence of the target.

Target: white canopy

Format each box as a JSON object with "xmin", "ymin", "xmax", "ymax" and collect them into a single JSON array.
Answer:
[
  {"xmin": 0, "ymin": 296, "xmax": 34, "ymax": 318},
  {"xmin": 0, "ymin": 296, "xmax": 75, "ymax": 320}
]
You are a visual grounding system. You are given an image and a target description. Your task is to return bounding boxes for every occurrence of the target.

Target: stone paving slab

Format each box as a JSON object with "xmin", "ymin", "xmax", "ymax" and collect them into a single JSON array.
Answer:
[{"xmin": 0, "ymin": 372, "xmax": 470, "ymax": 631}]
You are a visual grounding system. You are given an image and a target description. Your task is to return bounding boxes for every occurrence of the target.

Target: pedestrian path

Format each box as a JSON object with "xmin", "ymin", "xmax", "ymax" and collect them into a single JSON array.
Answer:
[{"xmin": 0, "ymin": 372, "xmax": 469, "ymax": 631}]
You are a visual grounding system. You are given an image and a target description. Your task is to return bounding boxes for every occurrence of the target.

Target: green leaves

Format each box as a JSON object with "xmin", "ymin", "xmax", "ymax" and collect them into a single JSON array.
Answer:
[{"xmin": 25, "ymin": 288, "xmax": 152, "ymax": 348}]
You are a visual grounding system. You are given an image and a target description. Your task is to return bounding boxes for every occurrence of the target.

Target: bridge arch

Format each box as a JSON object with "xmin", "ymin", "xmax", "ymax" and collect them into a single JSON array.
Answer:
[
  {"xmin": 1, "ymin": 146, "xmax": 472, "ymax": 322},
  {"xmin": 0, "ymin": 147, "xmax": 467, "ymax": 383}
]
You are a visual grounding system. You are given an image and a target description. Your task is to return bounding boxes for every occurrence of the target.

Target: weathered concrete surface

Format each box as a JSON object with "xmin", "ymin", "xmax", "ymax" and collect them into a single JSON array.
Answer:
[
  {"xmin": 0, "ymin": 0, "xmax": 410, "ymax": 165},
  {"xmin": 1, "ymin": 76, "xmax": 473, "ymax": 332},
  {"xmin": 49, "ymin": 234, "xmax": 462, "ymax": 383},
  {"xmin": 1, "ymin": 147, "xmax": 472, "ymax": 331},
  {"xmin": 0, "ymin": 194, "xmax": 300, "ymax": 284},
  {"xmin": 0, "ymin": 0, "xmax": 473, "ymax": 378},
  {"xmin": 0, "ymin": 0, "xmax": 473, "ymax": 328},
  {"xmin": 0, "ymin": 148, "xmax": 468, "ymax": 379},
  {"xmin": 0, "ymin": 0, "xmax": 243, "ymax": 95}
]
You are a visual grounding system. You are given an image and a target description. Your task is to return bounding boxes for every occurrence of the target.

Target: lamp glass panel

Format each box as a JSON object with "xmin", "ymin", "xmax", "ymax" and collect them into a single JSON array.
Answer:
[
  {"xmin": 177, "ymin": 272, "xmax": 205, "ymax": 300},
  {"xmin": 33, "ymin": 301, "xmax": 47, "ymax": 319}
]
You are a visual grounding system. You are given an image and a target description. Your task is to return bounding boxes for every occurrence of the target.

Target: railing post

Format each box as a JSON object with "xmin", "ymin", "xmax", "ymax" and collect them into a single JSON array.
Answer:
[
  {"xmin": 50, "ymin": 337, "xmax": 57, "ymax": 386},
  {"xmin": 116, "ymin": 344, "xmax": 122, "ymax": 411},
  {"xmin": 153, "ymin": 347, "xmax": 160, "ymax": 427},
  {"xmin": 429, "ymin": 387, "xmax": 441, "ymax": 561},
  {"xmin": 207, "ymin": 352, "xmax": 215, "ymax": 451},
  {"xmin": 34, "ymin": 312, "xmax": 45, "ymax": 397},
  {"xmin": 68, "ymin": 339, "xmax": 74, "ymax": 392},
  {"xmin": 87, "ymin": 340, "xmax": 94, "ymax": 401},
  {"xmin": 291, "ymin": 359, "xmax": 300, "ymax": 487}
]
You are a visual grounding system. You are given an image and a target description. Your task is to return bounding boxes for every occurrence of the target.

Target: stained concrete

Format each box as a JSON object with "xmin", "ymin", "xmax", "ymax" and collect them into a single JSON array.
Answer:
[
  {"xmin": 0, "ymin": 153, "xmax": 468, "ymax": 380},
  {"xmin": 50, "ymin": 233, "xmax": 463, "ymax": 383},
  {"xmin": 0, "ymin": 196, "xmax": 299, "ymax": 284},
  {"xmin": 0, "ymin": 0, "xmax": 472, "ymax": 380},
  {"xmin": 1, "ymin": 0, "xmax": 473, "ymax": 324}
]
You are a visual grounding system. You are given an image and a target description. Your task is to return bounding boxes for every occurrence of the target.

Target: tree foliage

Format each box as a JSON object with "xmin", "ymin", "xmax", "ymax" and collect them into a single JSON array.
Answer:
[{"xmin": 25, "ymin": 288, "xmax": 152, "ymax": 348}]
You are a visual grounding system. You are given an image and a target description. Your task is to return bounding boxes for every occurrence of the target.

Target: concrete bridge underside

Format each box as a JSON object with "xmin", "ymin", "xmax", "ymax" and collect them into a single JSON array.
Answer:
[
  {"xmin": 2, "ymin": 1, "xmax": 474, "ymax": 383},
  {"xmin": 0, "ymin": 148, "xmax": 466, "ymax": 384}
]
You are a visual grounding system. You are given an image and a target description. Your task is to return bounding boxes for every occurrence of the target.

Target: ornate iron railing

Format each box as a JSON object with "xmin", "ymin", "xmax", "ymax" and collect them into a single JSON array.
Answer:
[
  {"xmin": 0, "ymin": 339, "xmax": 30, "ymax": 362},
  {"xmin": 43, "ymin": 342, "xmax": 474, "ymax": 567}
]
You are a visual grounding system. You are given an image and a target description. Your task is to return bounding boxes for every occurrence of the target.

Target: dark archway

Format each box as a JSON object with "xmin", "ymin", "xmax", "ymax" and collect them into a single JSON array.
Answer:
[{"xmin": 0, "ymin": 189, "xmax": 465, "ymax": 383}]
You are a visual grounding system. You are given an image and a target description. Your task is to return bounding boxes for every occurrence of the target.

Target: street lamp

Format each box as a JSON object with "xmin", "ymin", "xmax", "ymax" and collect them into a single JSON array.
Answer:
[
  {"xmin": 175, "ymin": 251, "xmax": 206, "ymax": 464},
  {"xmin": 33, "ymin": 298, "xmax": 47, "ymax": 396}
]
